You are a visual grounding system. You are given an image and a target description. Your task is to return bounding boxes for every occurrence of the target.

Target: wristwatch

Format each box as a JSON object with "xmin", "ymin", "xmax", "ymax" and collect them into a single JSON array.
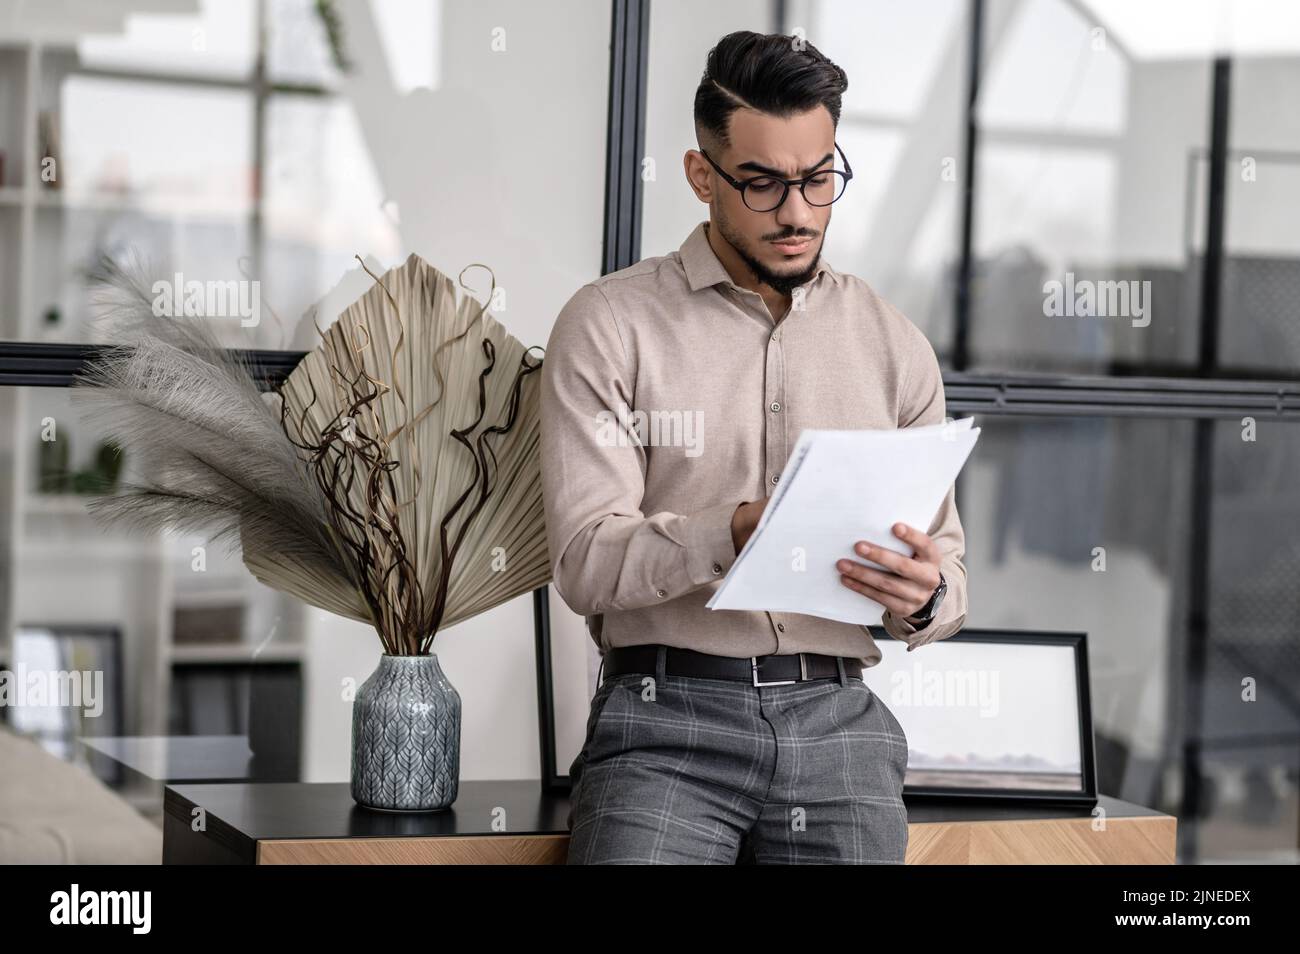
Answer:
[{"xmin": 907, "ymin": 572, "xmax": 947, "ymax": 625}]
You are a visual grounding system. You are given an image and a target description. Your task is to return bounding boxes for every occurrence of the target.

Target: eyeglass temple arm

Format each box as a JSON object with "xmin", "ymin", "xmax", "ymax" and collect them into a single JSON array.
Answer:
[{"xmin": 835, "ymin": 141, "xmax": 853, "ymax": 179}]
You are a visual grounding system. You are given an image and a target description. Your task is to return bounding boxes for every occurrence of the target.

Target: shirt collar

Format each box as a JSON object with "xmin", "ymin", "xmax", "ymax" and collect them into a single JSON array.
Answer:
[{"xmin": 679, "ymin": 220, "xmax": 838, "ymax": 294}]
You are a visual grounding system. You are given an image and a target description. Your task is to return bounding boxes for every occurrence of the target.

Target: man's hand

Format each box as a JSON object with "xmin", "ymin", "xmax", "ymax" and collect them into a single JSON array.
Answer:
[
  {"xmin": 730, "ymin": 498, "xmax": 769, "ymax": 555},
  {"xmin": 836, "ymin": 522, "xmax": 942, "ymax": 619}
]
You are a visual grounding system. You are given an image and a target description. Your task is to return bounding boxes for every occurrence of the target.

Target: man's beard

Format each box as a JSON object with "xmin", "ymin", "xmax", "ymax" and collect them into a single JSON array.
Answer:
[{"xmin": 713, "ymin": 215, "xmax": 822, "ymax": 297}]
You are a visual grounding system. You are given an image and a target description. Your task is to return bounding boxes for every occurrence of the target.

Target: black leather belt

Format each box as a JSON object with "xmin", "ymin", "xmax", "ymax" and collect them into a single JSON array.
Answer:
[{"xmin": 601, "ymin": 644, "xmax": 863, "ymax": 687}]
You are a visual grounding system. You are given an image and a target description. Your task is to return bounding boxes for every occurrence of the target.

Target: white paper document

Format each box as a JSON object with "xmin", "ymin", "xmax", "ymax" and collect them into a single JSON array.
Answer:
[{"xmin": 706, "ymin": 418, "xmax": 980, "ymax": 625}]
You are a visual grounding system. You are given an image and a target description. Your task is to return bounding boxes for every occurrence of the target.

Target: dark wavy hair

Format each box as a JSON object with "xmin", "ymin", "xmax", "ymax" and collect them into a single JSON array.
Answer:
[{"xmin": 694, "ymin": 31, "xmax": 849, "ymax": 151}]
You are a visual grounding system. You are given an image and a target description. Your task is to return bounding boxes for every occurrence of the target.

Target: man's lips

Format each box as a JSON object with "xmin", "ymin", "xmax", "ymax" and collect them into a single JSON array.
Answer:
[{"xmin": 771, "ymin": 237, "xmax": 813, "ymax": 255}]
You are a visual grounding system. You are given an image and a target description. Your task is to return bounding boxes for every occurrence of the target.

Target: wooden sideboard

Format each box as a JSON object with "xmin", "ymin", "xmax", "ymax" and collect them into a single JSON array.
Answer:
[{"xmin": 163, "ymin": 780, "xmax": 1175, "ymax": 864}]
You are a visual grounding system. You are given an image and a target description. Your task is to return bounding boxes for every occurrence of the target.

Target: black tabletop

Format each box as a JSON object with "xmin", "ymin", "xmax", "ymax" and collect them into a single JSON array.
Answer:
[
  {"xmin": 167, "ymin": 779, "xmax": 572, "ymax": 842},
  {"xmin": 166, "ymin": 780, "xmax": 1158, "ymax": 843},
  {"xmin": 83, "ymin": 735, "xmax": 254, "ymax": 783}
]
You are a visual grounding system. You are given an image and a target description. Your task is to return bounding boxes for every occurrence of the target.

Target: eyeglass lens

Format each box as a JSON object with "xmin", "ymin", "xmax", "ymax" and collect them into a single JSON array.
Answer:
[{"xmin": 743, "ymin": 171, "xmax": 847, "ymax": 211}]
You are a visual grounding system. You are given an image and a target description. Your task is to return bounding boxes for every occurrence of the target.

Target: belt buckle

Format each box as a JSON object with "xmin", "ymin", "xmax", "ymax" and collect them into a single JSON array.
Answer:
[{"xmin": 750, "ymin": 653, "xmax": 804, "ymax": 687}]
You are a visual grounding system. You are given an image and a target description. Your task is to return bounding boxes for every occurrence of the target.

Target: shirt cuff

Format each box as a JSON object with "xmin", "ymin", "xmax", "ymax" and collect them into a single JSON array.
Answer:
[
  {"xmin": 682, "ymin": 499, "xmax": 741, "ymax": 586},
  {"xmin": 882, "ymin": 610, "xmax": 942, "ymax": 650}
]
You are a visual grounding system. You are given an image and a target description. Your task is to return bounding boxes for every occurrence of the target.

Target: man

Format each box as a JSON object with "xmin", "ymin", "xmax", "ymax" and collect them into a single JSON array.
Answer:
[{"xmin": 540, "ymin": 30, "xmax": 968, "ymax": 864}]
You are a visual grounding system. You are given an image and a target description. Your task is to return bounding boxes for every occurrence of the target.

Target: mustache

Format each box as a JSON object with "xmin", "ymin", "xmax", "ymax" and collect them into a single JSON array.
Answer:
[{"xmin": 766, "ymin": 230, "xmax": 819, "ymax": 241}]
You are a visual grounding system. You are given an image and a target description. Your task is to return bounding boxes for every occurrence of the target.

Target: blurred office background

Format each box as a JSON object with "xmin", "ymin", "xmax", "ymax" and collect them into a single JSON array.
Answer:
[{"xmin": 0, "ymin": 0, "xmax": 1296, "ymax": 864}]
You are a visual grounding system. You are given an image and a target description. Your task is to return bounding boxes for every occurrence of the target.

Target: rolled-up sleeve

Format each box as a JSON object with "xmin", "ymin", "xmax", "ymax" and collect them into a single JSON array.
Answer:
[
  {"xmin": 870, "ymin": 326, "xmax": 969, "ymax": 651},
  {"xmin": 540, "ymin": 283, "xmax": 740, "ymax": 617}
]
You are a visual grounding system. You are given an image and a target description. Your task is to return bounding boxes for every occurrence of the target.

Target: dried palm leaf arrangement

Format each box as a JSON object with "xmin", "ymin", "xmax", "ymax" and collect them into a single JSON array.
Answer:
[
  {"xmin": 76, "ymin": 252, "xmax": 549, "ymax": 811},
  {"xmin": 74, "ymin": 253, "xmax": 550, "ymax": 656}
]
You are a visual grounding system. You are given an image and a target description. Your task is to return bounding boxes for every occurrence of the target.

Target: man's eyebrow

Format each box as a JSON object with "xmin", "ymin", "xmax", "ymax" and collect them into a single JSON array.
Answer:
[{"xmin": 735, "ymin": 152, "xmax": 834, "ymax": 178}]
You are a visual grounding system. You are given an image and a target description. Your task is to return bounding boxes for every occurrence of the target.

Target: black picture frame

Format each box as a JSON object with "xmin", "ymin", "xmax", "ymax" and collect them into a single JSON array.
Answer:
[
  {"xmin": 863, "ymin": 626, "xmax": 1098, "ymax": 807},
  {"xmin": 5, "ymin": 623, "xmax": 126, "ymax": 787}
]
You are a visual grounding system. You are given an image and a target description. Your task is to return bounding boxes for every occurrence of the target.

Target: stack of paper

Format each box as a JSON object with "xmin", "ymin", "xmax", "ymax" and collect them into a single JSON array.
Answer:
[{"xmin": 706, "ymin": 418, "xmax": 980, "ymax": 625}]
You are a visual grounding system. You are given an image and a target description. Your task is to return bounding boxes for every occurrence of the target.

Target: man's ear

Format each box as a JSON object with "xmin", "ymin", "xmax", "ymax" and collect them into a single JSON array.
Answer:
[{"xmin": 684, "ymin": 150, "xmax": 712, "ymax": 202}]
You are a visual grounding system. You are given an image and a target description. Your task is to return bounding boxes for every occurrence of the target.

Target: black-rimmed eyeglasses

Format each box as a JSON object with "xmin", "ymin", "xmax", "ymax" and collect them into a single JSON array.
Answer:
[{"xmin": 699, "ymin": 142, "xmax": 853, "ymax": 212}]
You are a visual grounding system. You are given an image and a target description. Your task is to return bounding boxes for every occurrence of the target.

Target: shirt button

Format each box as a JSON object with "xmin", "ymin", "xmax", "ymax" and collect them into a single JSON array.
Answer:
[
  {"xmin": 770, "ymin": 401, "xmax": 781, "ymax": 412},
  {"xmin": 656, "ymin": 588, "xmax": 667, "ymax": 598},
  {"xmin": 771, "ymin": 474, "xmax": 780, "ymax": 485},
  {"xmin": 711, "ymin": 562, "xmax": 722, "ymax": 573},
  {"xmin": 776, "ymin": 623, "xmax": 785, "ymax": 632},
  {"xmin": 770, "ymin": 333, "xmax": 778, "ymax": 342}
]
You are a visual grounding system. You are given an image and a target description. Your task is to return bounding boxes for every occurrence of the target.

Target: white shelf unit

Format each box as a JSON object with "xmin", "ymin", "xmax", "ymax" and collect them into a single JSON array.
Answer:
[{"xmin": 0, "ymin": 39, "xmax": 304, "ymax": 745}]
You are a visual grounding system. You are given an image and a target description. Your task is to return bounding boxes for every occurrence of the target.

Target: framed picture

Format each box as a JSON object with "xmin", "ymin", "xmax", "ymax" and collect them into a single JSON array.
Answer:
[
  {"xmin": 4, "ymin": 624, "xmax": 125, "ymax": 786},
  {"xmin": 533, "ymin": 587, "xmax": 599, "ymax": 792},
  {"xmin": 862, "ymin": 626, "xmax": 1097, "ymax": 805}
]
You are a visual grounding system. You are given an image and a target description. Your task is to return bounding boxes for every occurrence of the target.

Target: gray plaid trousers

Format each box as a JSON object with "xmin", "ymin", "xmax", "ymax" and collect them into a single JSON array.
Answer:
[{"xmin": 566, "ymin": 648, "xmax": 910, "ymax": 864}]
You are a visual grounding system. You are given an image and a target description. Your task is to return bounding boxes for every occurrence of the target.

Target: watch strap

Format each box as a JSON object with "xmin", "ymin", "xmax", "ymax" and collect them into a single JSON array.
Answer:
[{"xmin": 908, "ymin": 571, "xmax": 946, "ymax": 624}]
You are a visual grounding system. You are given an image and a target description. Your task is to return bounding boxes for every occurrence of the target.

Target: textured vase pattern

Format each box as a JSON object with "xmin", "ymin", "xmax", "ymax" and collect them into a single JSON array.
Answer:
[{"xmin": 351, "ymin": 653, "xmax": 461, "ymax": 811}]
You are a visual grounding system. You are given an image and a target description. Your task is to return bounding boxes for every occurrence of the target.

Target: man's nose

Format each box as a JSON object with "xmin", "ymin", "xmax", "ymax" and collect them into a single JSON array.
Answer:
[{"xmin": 774, "ymin": 187, "xmax": 818, "ymax": 230}]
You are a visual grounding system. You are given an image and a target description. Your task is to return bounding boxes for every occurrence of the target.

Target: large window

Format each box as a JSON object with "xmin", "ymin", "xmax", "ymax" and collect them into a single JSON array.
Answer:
[
  {"xmin": 0, "ymin": 0, "xmax": 611, "ymax": 820},
  {"xmin": 635, "ymin": 0, "xmax": 1299, "ymax": 863}
]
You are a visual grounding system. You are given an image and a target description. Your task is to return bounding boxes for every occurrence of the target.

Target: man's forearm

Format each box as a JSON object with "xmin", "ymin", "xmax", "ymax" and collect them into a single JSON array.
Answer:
[{"xmin": 550, "ymin": 500, "xmax": 741, "ymax": 616}]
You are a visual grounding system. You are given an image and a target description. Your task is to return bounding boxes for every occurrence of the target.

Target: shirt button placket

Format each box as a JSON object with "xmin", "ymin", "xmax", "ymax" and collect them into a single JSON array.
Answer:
[{"xmin": 765, "ymin": 323, "xmax": 787, "ymax": 646}]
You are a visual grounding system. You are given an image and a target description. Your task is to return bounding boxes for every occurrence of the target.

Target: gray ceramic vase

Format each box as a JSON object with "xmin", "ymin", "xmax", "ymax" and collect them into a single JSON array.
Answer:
[{"xmin": 351, "ymin": 653, "xmax": 461, "ymax": 812}]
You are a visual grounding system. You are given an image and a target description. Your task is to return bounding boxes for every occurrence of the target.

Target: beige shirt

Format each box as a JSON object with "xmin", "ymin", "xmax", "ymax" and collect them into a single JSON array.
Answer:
[{"xmin": 539, "ymin": 220, "xmax": 968, "ymax": 668}]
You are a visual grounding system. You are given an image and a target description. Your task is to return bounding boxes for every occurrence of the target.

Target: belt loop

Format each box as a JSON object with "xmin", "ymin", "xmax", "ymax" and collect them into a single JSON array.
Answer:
[
  {"xmin": 836, "ymin": 656, "xmax": 847, "ymax": 687},
  {"xmin": 655, "ymin": 645, "xmax": 667, "ymax": 687}
]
